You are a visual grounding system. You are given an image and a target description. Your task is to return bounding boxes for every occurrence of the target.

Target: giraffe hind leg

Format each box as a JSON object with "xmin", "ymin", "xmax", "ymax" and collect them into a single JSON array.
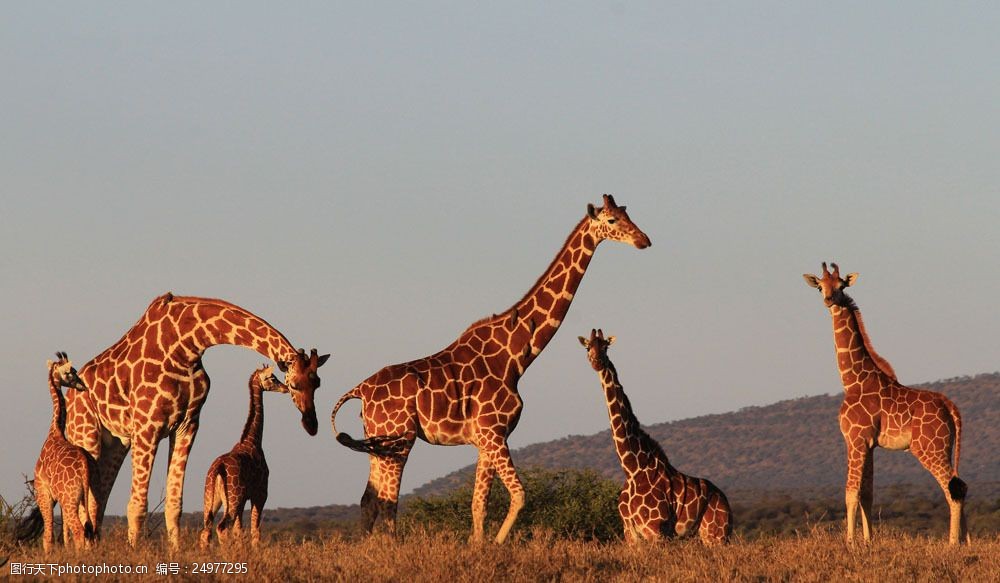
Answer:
[{"xmin": 912, "ymin": 435, "xmax": 967, "ymax": 544}]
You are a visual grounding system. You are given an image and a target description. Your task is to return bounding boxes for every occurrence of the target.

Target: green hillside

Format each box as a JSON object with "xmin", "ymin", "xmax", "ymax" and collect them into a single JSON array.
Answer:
[{"xmin": 414, "ymin": 373, "xmax": 1000, "ymax": 497}]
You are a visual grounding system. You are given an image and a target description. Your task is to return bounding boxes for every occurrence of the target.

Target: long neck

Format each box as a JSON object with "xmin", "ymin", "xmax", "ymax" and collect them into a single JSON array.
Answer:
[
  {"xmin": 149, "ymin": 295, "xmax": 299, "ymax": 365},
  {"xmin": 47, "ymin": 375, "xmax": 66, "ymax": 438},
  {"xmin": 597, "ymin": 360, "xmax": 669, "ymax": 474},
  {"xmin": 507, "ymin": 217, "xmax": 598, "ymax": 368},
  {"xmin": 239, "ymin": 380, "xmax": 264, "ymax": 447},
  {"xmin": 830, "ymin": 301, "xmax": 897, "ymax": 391}
]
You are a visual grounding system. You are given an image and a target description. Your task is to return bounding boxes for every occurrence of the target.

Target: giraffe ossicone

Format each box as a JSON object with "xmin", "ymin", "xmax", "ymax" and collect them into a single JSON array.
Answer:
[
  {"xmin": 804, "ymin": 261, "xmax": 968, "ymax": 545},
  {"xmin": 579, "ymin": 329, "xmax": 732, "ymax": 544},
  {"xmin": 331, "ymin": 194, "xmax": 651, "ymax": 543},
  {"xmin": 62, "ymin": 293, "xmax": 329, "ymax": 549}
]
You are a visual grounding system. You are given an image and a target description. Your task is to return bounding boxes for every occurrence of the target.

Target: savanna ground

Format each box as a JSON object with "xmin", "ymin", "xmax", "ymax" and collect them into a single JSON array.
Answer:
[
  {"xmin": 4, "ymin": 524, "xmax": 999, "ymax": 582},
  {"xmin": 5, "ymin": 469, "xmax": 999, "ymax": 581}
]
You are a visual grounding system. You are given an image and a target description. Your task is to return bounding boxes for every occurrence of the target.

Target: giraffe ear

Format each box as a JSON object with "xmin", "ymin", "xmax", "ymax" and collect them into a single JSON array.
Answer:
[
  {"xmin": 578, "ymin": 336, "xmax": 589, "ymax": 347},
  {"xmin": 587, "ymin": 203, "xmax": 599, "ymax": 220},
  {"xmin": 46, "ymin": 359, "xmax": 54, "ymax": 369},
  {"xmin": 607, "ymin": 335, "xmax": 616, "ymax": 345},
  {"xmin": 317, "ymin": 354, "xmax": 331, "ymax": 367},
  {"xmin": 802, "ymin": 274, "xmax": 821, "ymax": 288},
  {"xmin": 276, "ymin": 360, "xmax": 288, "ymax": 373},
  {"xmin": 844, "ymin": 273, "xmax": 859, "ymax": 287}
]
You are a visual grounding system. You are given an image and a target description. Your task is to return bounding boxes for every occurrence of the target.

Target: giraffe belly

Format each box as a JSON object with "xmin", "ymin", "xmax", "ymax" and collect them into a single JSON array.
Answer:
[{"xmin": 878, "ymin": 431, "xmax": 911, "ymax": 450}]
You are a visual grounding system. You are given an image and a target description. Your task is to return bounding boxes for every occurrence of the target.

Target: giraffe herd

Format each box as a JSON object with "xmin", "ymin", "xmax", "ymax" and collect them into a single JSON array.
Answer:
[{"xmin": 26, "ymin": 195, "xmax": 969, "ymax": 552}]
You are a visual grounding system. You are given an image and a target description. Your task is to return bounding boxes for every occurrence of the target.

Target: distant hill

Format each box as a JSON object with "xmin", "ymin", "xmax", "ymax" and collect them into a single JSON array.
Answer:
[{"xmin": 413, "ymin": 373, "xmax": 1000, "ymax": 498}]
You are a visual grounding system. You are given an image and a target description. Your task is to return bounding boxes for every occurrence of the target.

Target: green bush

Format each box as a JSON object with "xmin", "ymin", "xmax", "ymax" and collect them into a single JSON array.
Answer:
[{"xmin": 402, "ymin": 467, "xmax": 622, "ymax": 541}]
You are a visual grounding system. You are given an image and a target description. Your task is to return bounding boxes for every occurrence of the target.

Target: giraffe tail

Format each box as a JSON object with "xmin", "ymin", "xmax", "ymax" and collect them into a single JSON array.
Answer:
[
  {"xmin": 331, "ymin": 386, "xmax": 408, "ymax": 457},
  {"xmin": 943, "ymin": 395, "xmax": 962, "ymax": 474}
]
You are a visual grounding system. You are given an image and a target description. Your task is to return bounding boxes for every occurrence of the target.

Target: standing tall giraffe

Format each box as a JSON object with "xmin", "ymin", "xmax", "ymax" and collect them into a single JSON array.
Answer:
[
  {"xmin": 34, "ymin": 352, "xmax": 100, "ymax": 552},
  {"xmin": 578, "ymin": 329, "xmax": 732, "ymax": 544},
  {"xmin": 803, "ymin": 262, "xmax": 967, "ymax": 544},
  {"xmin": 200, "ymin": 365, "xmax": 288, "ymax": 548},
  {"xmin": 331, "ymin": 195, "xmax": 651, "ymax": 543},
  {"xmin": 62, "ymin": 293, "xmax": 329, "ymax": 548}
]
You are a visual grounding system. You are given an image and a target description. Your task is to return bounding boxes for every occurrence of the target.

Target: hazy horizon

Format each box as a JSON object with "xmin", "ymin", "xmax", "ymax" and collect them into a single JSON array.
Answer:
[{"xmin": 3, "ymin": 3, "xmax": 998, "ymax": 513}]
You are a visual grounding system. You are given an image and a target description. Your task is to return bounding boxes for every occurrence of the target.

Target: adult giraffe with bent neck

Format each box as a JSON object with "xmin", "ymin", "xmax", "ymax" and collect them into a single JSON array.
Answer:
[
  {"xmin": 63, "ymin": 293, "xmax": 329, "ymax": 548},
  {"xmin": 332, "ymin": 195, "xmax": 651, "ymax": 543},
  {"xmin": 803, "ymin": 262, "xmax": 967, "ymax": 544}
]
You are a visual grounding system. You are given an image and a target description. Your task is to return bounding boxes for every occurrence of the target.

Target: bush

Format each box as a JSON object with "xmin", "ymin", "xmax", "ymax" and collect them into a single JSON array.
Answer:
[{"xmin": 402, "ymin": 467, "xmax": 622, "ymax": 541}]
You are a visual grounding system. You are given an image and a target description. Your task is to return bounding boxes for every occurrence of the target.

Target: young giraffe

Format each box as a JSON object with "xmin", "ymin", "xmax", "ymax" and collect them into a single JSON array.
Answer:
[
  {"xmin": 331, "ymin": 195, "xmax": 651, "ymax": 543},
  {"xmin": 803, "ymin": 262, "xmax": 968, "ymax": 544},
  {"xmin": 579, "ymin": 330, "xmax": 732, "ymax": 544},
  {"xmin": 62, "ymin": 293, "xmax": 329, "ymax": 548},
  {"xmin": 34, "ymin": 352, "xmax": 100, "ymax": 553},
  {"xmin": 200, "ymin": 365, "xmax": 288, "ymax": 548}
]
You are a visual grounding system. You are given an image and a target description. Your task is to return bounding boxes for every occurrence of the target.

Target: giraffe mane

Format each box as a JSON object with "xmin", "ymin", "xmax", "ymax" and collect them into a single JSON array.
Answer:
[
  {"xmin": 463, "ymin": 216, "xmax": 590, "ymax": 333},
  {"xmin": 844, "ymin": 296, "xmax": 898, "ymax": 382}
]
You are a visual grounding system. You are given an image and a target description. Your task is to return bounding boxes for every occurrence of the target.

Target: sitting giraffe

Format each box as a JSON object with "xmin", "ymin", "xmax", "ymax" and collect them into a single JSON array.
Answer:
[
  {"xmin": 34, "ymin": 352, "xmax": 99, "ymax": 552},
  {"xmin": 200, "ymin": 365, "xmax": 288, "ymax": 547},
  {"xmin": 579, "ymin": 330, "xmax": 732, "ymax": 544},
  {"xmin": 804, "ymin": 262, "xmax": 968, "ymax": 544}
]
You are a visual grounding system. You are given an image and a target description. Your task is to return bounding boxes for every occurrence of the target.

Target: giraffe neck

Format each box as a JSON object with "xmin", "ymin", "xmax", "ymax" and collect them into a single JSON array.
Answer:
[
  {"xmin": 47, "ymin": 375, "xmax": 67, "ymax": 439},
  {"xmin": 830, "ymin": 302, "xmax": 897, "ymax": 390},
  {"xmin": 134, "ymin": 294, "xmax": 299, "ymax": 368},
  {"xmin": 239, "ymin": 379, "xmax": 265, "ymax": 448},
  {"xmin": 503, "ymin": 217, "xmax": 598, "ymax": 367},
  {"xmin": 597, "ymin": 361, "xmax": 671, "ymax": 474}
]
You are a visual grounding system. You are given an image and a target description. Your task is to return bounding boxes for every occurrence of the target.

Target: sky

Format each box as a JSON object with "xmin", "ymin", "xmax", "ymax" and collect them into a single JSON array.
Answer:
[{"xmin": 2, "ymin": 3, "xmax": 998, "ymax": 513}]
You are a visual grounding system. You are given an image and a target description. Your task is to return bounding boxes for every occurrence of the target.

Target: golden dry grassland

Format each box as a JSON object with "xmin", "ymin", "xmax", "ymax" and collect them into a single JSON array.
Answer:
[{"xmin": 6, "ymin": 524, "xmax": 999, "ymax": 582}]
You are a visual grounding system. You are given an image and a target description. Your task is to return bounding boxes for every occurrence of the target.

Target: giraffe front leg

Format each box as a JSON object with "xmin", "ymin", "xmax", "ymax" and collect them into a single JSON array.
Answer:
[
  {"xmin": 843, "ymin": 440, "xmax": 870, "ymax": 545},
  {"xmin": 859, "ymin": 448, "xmax": 874, "ymax": 542},
  {"xmin": 95, "ymin": 435, "xmax": 129, "ymax": 529},
  {"xmin": 469, "ymin": 454, "xmax": 496, "ymax": 544},
  {"xmin": 126, "ymin": 435, "xmax": 160, "ymax": 547},
  {"xmin": 481, "ymin": 439, "xmax": 524, "ymax": 544},
  {"xmin": 164, "ymin": 421, "xmax": 199, "ymax": 550}
]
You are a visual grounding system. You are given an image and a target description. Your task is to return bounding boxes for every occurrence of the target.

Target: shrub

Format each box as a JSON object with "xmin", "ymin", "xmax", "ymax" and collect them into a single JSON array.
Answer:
[{"xmin": 402, "ymin": 467, "xmax": 621, "ymax": 541}]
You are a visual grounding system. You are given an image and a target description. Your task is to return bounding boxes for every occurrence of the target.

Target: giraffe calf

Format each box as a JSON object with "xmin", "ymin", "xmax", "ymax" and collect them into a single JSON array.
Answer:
[
  {"xmin": 580, "ymin": 330, "xmax": 733, "ymax": 544},
  {"xmin": 200, "ymin": 366, "xmax": 288, "ymax": 548},
  {"xmin": 34, "ymin": 352, "xmax": 99, "ymax": 552}
]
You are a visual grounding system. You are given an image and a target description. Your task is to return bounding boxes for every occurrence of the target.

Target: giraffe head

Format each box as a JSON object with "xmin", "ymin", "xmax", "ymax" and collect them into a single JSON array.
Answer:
[
  {"xmin": 585, "ymin": 194, "xmax": 652, "ymax": 249},
  {"xmin": 578, "ymin": 328, "xmax": 616, "ymax": 371},
  {"xmin": 251, "ymin": 365, "xmax": 289, "ymax": 394},
  {"xmin": 803, "ymin": 262, "xmax": 859, "ymax": 308},
  {"xmin": 276, "ymin": 348, "xmax": 330, "ymax": 435},
  {"xmin": 46, "ymin": 351, "xmax": 87, "ymax": 391}
]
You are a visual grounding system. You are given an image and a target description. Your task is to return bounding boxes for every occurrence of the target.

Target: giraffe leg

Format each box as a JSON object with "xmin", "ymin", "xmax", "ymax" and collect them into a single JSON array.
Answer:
[
  {"xmin": 859, "ymin": 448, "xmax": 875, "ymax": 542},
  {"xmin": 367, "ymin": 448, "xmax": 411, "ymax": 535},
  {"xmin": 64, "ymin": 493, "xmax": 87, "ymax": 550},
  {"xmin": 164, "ymin": 420, "xmax": 199, "ymax": 549},
  {"xmin": 200, "ymin": 471, "xmax": 222, "ymax": 548},
  {"xmin": 911, "ymin": 435, "xmax": 967, "ymax": 545},
  {"xmin": 249, "ymin": 494, "xmax": 266, "ymax": 547},
  {"xmin": 94, "ymin": 435, "xmax": 129, "ymax": 529},
  {"xmin": 36, "ymin": 485, "xmax": 54, "ymax": 554},
  {"xmin": 469, "ymin": 455, "xmax": 496, "ymax": 544},
  {"xmin": 618, "ymin": 488, "xmax": 640, "ymax": 544},
  {"xmin": 480, "ymin": 439, "xmax": 524, "ymax": 544},
  {"xmin": 126, "ymin": 435, "xmax": 160, "ymax": 547},
  {"xmin": 843, "ymin": 441, "xmax": 870, "ymax": 544}
]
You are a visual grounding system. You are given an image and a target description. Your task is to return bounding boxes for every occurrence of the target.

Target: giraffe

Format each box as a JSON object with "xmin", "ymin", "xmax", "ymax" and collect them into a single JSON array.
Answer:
[
  {"xmin": 199, "ymin": 365, "xmax": 288, "ymax": 548},
  {"xmin": 331, "ymin": 195, "xmax": 651, "ymax": 543},
  {"xmin": 34, "ymin": 352, "xmax": 100, "ymax": 553},
  {"xmin": 62, "ymin": 293, "xmax": 329, "ymax": 548},
  {"xmin": 578, "ymin": 329, "xmax": 732, "ymax": 544},
  {"xmin": 803, "ymin": 262, "xmax": 968, "ymax": 544}
]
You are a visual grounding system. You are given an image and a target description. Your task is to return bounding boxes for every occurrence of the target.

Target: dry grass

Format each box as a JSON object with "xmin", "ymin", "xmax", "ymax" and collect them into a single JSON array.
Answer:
[{"xmin": 6, "ymin": 523, "xmax": 999, "ymax": 582}]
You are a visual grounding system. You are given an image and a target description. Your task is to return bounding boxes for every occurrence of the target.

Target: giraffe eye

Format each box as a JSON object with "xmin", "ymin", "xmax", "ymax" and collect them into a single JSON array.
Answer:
[{"xmin": 607, "ymin": 218, "xmax": 617, "ymax": 224}]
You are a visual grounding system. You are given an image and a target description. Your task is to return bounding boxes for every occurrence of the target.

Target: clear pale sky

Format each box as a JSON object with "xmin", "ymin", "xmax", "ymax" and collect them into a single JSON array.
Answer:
[{"xmin": 2, "ymin": 3, "xmax": 998, "ymax": 511}]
